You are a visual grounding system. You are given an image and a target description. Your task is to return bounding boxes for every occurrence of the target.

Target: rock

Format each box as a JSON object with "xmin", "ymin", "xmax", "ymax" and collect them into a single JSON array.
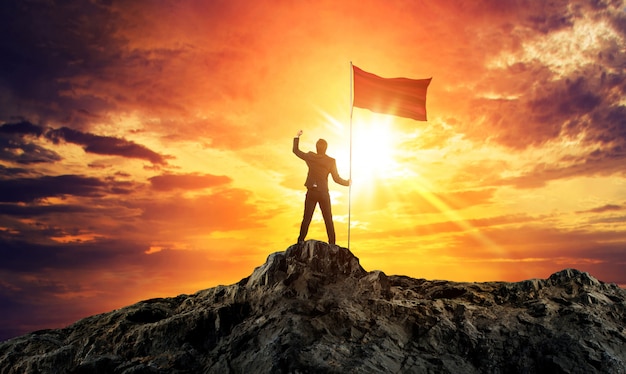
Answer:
[{"xmin": 0, "ymin": 240, "xmax": 625, "ymax": 373}]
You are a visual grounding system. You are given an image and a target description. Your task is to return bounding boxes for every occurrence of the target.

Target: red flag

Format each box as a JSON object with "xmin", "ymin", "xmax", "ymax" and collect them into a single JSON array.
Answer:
[{"xmin": 352, "ymin": 65, "xmax": 431, "ymax": 121}]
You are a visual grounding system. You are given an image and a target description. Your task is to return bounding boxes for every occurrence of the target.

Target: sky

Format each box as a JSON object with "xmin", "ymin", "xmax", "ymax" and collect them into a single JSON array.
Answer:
[{"xmin": 1, "ymin": 0, "xmax": 625, "ymax": 341}]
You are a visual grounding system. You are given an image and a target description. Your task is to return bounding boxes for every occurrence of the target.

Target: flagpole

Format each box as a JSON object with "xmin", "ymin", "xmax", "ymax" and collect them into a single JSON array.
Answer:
[{"xmin": 348, "ymin": 61, "xmax": 354, "ymax": 250}]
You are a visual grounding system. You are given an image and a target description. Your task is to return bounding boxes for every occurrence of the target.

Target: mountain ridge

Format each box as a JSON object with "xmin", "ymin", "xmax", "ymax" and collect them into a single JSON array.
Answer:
[{"xmin": 1, "ymin": 240, "xmax": 624, "ymax": 373}]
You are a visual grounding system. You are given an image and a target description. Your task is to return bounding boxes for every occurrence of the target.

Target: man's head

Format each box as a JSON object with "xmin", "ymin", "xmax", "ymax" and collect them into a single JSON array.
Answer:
[{"xmin": 316, "ymin": 139, "xmax": 327, "ymax": 155}]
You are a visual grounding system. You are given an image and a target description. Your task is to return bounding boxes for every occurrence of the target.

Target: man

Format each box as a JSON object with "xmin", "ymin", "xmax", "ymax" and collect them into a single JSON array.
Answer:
[{"xmin": 293, "ymin": 130, "xmax": 350, "ymax": 245}]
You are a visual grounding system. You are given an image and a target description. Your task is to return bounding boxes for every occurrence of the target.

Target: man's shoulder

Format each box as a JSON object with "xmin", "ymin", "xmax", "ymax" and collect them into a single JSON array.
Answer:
[
  {"xmin": 304, "ymin": 153, "xmax": 335, "ymax": 164},
  {"xmin": 298, "ymin": 151, "xmax": 316, "ymax": 161},
  {"xmin": 317, "ymin": 154, "xmax": 335, "ymax": 163}
]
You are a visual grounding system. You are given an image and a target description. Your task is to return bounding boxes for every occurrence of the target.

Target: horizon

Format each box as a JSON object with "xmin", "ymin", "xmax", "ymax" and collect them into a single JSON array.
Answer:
[
  {"xmin": 0, "ymin": 239, "xmax": 622, "ymax": 343},
  {"xmin": 1, "ymin": 1, "xmax": 626, "ymax": 341}
]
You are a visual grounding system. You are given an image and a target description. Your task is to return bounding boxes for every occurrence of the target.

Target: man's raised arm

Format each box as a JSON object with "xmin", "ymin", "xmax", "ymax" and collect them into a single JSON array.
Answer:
[{"xmin": 292, "ymin": 130, "xmax": 306, "ymax": 159}]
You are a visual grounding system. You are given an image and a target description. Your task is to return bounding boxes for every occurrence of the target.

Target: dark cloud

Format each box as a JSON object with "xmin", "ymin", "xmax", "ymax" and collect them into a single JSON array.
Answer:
[
  {"xmin": 0, "ymin": 202, "xmax": 89, "ymax": 217},
  {"xmin": 0, "ymin": 121, "xmax": 170, "ymax": 165},
  {"xmin": 0, "ymin": 121, "xmax": 61, "ymax": 164},
  {"xmin": 0, "ymin": 174, "xmax": 133, "ymax": 203},
  {"xmin": 0, "ymin": 236, "xmax": 195, "ymax": 342},
  {"xmin": 490, "ymin": 148, "xmax": 626, "ymax": 189},
  {"xmin": 0, "ymin": 138, "xmax": 62, "ymax": 164},
  {"xmin": 443, "ymin": 1, "xmax": 626, "ymax": 185},
  {"xmin": 0, "ymin": 275, "xmax": 95, "ymax": 342},
  {"xmin": 0, "ymin": 121, "xmax": 44, "ymax": 136},
  {"xmin": 46, "ymin": 126, "xmax": 171, "ymax": 165},
  {"xmin": 0, "ymin": 2, "xmax": 267, "ymax": 151},
  {"xmin": 0, "ymin": 242, "xmax": 239, "ymax": 342},
  {"xmin": 0, "ymin": 1, "xmax": 123, "ymax": 124},
  {"xmin": 0, "ymin": 165, "xmax": 33, "ymax": 177},
  {"xmin": 458, "ymin": 62, "xmax": 626, "ymax": 188},
  {"xmin": 527, "ymin": 10, "xmax": 574, "ymax": 34},
  {"xmin": 0, "ymin": 1, "xmax": 245, "ymax": 125},
  {"xmin": 587, "ymin": 104, "xmax": 626, "ymax": 145},
  {"xmin": 466, "ymin": 68, "xmax": 620, "ymax": 150},
  {"xmin": 576, "ymin": 204, "xmax": 624, "ymax": 214},
  {"xmin": 0, "ymin": 236, "xmax": 146, "ymax": 273},
  {"xmin": 149, "ymin": 173, "xmax": 232, "ymax": 191},
  {"xmin": 542, "ymin": 76, "xmax": 602, "ymax": 119},
  {"xmin": 587, "ymin": 215, "xmax": 626, "ymax": 225}
]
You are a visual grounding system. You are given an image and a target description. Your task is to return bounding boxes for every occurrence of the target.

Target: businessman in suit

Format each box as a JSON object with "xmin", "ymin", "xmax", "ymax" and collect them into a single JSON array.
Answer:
[{"xmin": 293, "ymin": 130, "xmax": 350, "ymax": 245}]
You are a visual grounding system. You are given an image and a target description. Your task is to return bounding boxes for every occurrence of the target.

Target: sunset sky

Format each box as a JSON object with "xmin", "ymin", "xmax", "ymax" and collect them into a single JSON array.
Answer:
[{"xmin": 1, "ymin": 0, "xmax": 625, "ymax": 341}]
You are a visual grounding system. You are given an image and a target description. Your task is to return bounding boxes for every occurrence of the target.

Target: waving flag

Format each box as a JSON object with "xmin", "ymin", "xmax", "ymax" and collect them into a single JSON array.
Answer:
[{"xmin": 352, "ymin": 65, "xmax": 431, "ymax": 121}]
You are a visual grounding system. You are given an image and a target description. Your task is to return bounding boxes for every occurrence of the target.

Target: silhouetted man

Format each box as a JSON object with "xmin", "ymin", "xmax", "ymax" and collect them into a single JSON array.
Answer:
[{"xmin": 293, "ymin": 130, "xmax": 350, "ymax": 245}]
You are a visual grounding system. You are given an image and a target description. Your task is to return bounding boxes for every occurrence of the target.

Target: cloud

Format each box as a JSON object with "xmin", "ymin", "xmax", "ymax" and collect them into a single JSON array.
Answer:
[
  {"xmin": 0, "ymin": 273, "xmax": 95, "ymax": 342},
  {"xmin": 0, "ymin": 121, "xmax": 44, "ymax": 136},
  {"xmin": 576, "ymin": 203, "xmax": 624, "ymax": 214},
  {"xmin": 0, "ymin": 2, "xmax": 125, "ymax": 125},
  {"xmin": 0, "ymin": 121, "xmax": 170, "ymax": 165},
  {"xmin": 0, "ymin": 121, "xmax": 62, "ymax": 164},
  {"xmin": 0, "ymin": 237, "xmax": 144, "ymax": 273},
  {"xmin": 446, "ymin": 224, "xmax": 626, "ymax": 260},
  {"xmin": 46, "ymin": 126, "xmax": 171, "ymax": 165},
  {"xmin": 587, "ymin": 215, "xmax": 626, "ymax": 225},
  {"xmin": 0, "ymin": 202, "xmax": 90, "ymax": 217},
  {"xmin": 0, "ymin": 174, "xmax": 134, "ymax": 203},
  {"xmin": 0, "ymin": 165, "xmax": 30, "ymax": 177},
  {"xmin": 465, "ymin": 65, "xmax": 623, "ymax": 151},
  {"xmin": 433, "ymin": 2, "xmax": 626, "ymax": 183},
  {"xmin": 361, "ymin": 217, "xmax": 626, "ymax": 285},
  {"xmin": 149, "ymin": 173, "xmax": 232, "ymax": 191},
  {"xmin": 0, "ymin": 1, "xmax": 270, "ymax": 151},
  {"xmin": 493, "ymin": 150, "xmax": 626, "ymax": 189}
]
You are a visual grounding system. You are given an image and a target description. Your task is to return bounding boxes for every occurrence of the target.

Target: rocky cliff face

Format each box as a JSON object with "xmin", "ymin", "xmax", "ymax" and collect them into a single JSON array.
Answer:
[{"xmin": 1, "ymin": 240, "xmax": 625, "ymax": 373}]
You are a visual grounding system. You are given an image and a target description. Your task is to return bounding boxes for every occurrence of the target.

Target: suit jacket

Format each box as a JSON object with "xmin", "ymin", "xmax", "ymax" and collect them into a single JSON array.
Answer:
[{"xmin": 293, "ymin": 137, "xmax": 349, "ymax": 191}]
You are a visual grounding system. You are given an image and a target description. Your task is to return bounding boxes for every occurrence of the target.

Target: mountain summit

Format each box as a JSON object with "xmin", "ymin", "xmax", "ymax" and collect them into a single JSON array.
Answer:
[{"xmin": 1, "ymin": 240, "xmax": 624, "ymax": 373}]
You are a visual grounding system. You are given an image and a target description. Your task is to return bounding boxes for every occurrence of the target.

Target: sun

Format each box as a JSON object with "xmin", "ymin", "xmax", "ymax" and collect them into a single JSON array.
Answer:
[
  {"xmin": 319, "ymin": 109, "xmax": 402, "ymax": 195},
  {"xmin": 348, "ymin": 116, "xmax": 400, "ymax": 189},
  {"xmin": 352, "ymin": 120, "xmax": 397, "ymax": 176}
]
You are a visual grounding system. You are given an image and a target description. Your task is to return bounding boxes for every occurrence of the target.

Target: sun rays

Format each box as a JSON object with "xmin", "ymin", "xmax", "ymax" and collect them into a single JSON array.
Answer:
[{"xmin": 317, "ymin": 108, "xmax": 506, "ymax": 265}]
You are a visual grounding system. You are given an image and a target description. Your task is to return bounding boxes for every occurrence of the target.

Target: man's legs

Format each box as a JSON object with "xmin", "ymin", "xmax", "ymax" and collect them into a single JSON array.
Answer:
[
  {"xmin": 318, "ymin": 191, "xmax": 336, "ymax": 245},
  {"xmin": 298, "ymin": 190, "xmax": 318, "ymax": 243}
]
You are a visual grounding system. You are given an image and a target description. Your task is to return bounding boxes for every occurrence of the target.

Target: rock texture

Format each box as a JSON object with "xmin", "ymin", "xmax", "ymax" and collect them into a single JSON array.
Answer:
[{"xmin": 1, "ymin": 240, "xmax": 625, "ymax": 373}]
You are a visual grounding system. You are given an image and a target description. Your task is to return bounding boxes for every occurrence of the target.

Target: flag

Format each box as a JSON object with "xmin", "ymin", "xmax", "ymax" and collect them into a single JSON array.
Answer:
[{"xmin": 352, "ymin": 65, "xmax": 431, "ymax": 121}]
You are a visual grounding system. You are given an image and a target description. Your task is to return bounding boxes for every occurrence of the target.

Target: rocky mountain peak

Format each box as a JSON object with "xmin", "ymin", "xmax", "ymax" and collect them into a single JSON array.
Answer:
[
  {"xmin": 548, "ymin": 268, "xmax": 602, "ymax": 287},
  {"xmin": 1, "ymin": 241, "xmax": 624, "ymax": 373},
  {"xmin": 245, "ymin": 240, "xmax": 366, "ymax": 289}
]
